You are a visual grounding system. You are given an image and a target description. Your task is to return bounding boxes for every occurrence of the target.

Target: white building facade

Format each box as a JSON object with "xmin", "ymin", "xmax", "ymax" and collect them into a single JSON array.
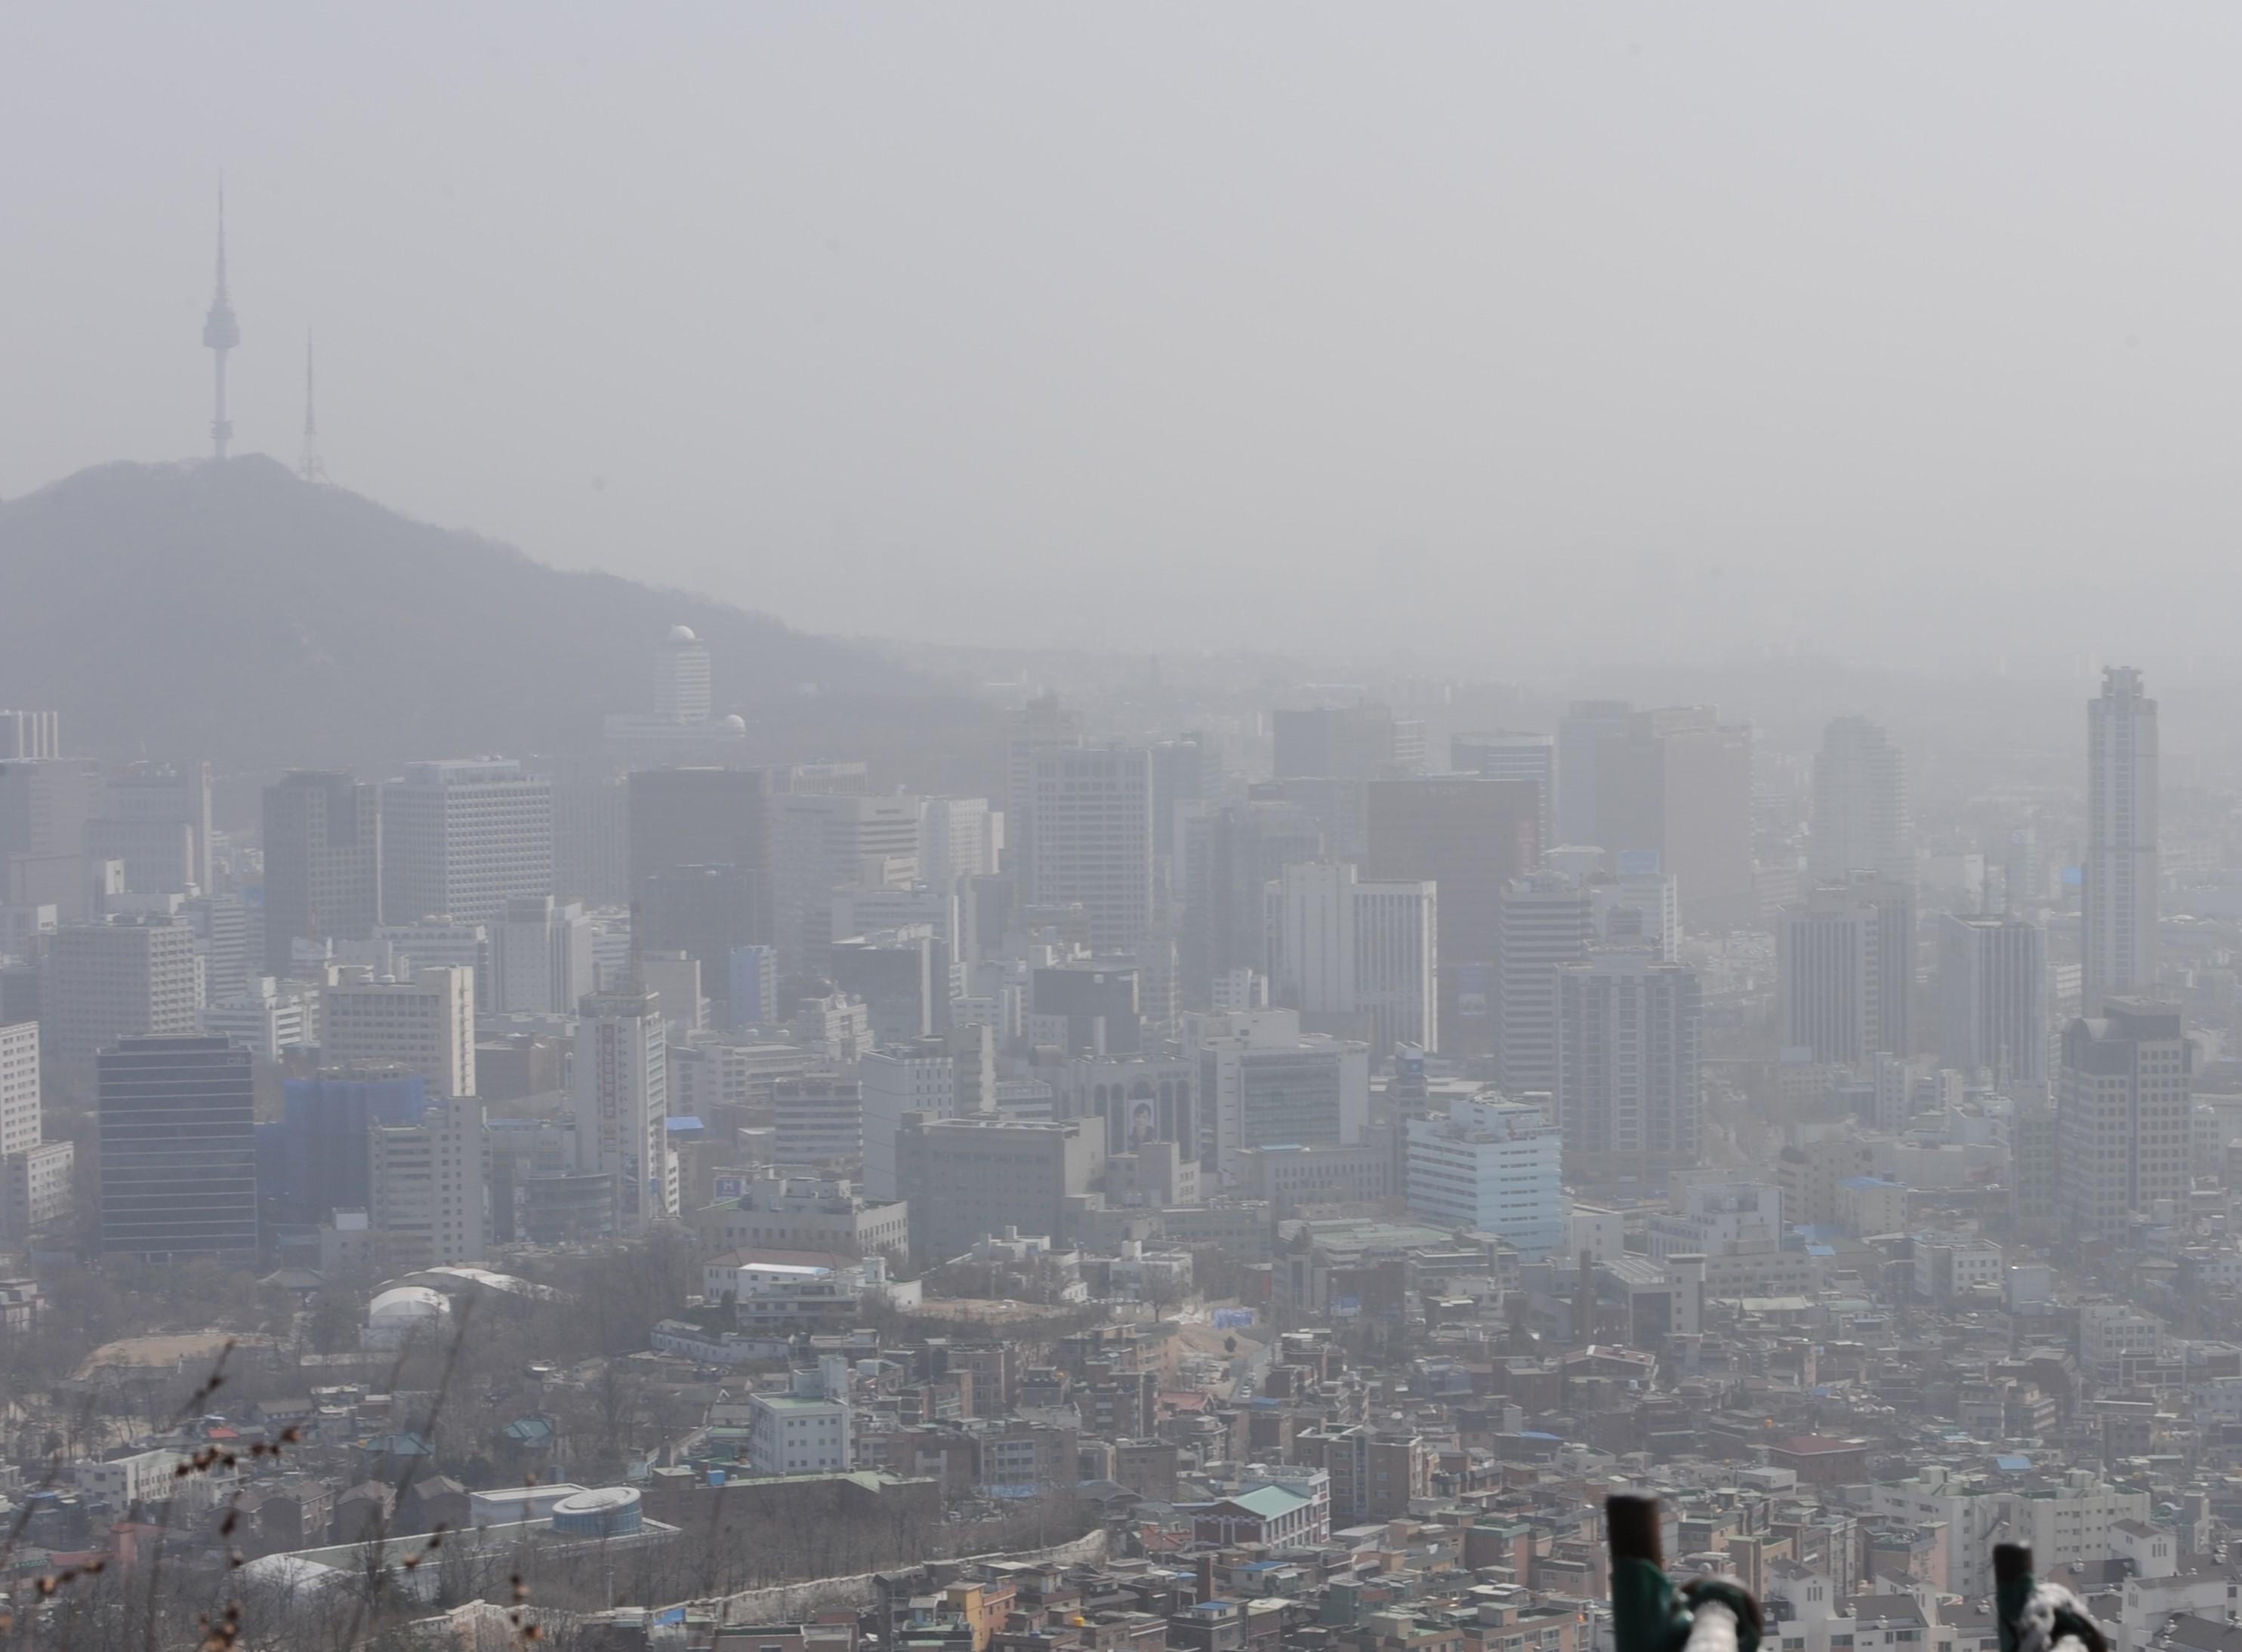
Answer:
[
  {"xmin": 570, "ymin": 988, "xmax": 677, "ymax": 1234},
  {"xmin": 320, "ymin": 966, "xmax": 476, "ymax": 1097},
  {"xmin": 380, "ymin": 758, "xmax": 554, "ymax": 928},
  {"xmin": 2083, "ymin": 667, "xmax": 2158, "ymax": 1011},
  {"xmin": 1405, "ymin": 1092, "xmax": 1564, "ymax": 1258}
]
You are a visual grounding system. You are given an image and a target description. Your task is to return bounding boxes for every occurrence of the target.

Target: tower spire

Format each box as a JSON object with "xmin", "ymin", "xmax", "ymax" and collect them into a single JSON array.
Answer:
[
  {"xmin": 202, "ymin": 179, "xmax": 241, "ymax": 461},
  {"xmin": 298, "ymin": 328, "xmax": 328, "ymax": 483}
]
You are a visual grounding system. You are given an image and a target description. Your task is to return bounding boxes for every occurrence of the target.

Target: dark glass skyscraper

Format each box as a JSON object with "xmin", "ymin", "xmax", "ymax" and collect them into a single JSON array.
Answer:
[
  {"xmin": 261, "ymin": 769, "xmax": 381, "ymax": 975},
  {"xmin": 98, "ymin": 1035, "xmax": 256, "ymax": 1262}
]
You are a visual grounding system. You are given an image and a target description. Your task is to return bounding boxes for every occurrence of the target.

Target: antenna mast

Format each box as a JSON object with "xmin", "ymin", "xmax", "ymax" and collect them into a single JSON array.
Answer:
[{"xmin": 298, "ymin": 328, "xmax": 329, "ymax": 483}]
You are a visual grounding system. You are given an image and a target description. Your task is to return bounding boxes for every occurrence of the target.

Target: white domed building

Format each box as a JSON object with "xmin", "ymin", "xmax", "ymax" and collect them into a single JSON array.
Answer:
[
  {"xmin": 654, "ymin": 625, "xmax": 712, "ymax": 723},
  {"xmin": 603, "ymin": 624, "xmax": 745, "ymax": 752},
  {"xmin": 362, "ymin": 1284, "xmax": 451, "ymax": 1349}
]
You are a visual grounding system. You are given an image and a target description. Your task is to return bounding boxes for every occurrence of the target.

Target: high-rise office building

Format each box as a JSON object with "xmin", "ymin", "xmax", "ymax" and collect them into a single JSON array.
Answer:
[
  {"xmin": 641, "ymin": 951, "xmax": 705, "ymax": 1037},
  {"xmin": 1593, "ymin": 707, "xmax": 1755, "ymax": 926},
  {"xmin": 860, "ymin": 1041, "xmax": 960, "ymax": 1200},
  {"xmin": 653, "ymin": 624, "xmax": 713, "ymax": 723},
  {"xmin": 1405, "ymin": 1092, "xmax": 1565, "ymax": 1258},
  {"xmin": 264, "ymin": 1066, "xmax": 429, "ymax": 1231},
  {"xmin": 1554, "ymin": 953, "xmax": 1701, "ymax": 1179},
  {"xmin": 319, "ymin": 966, "xmax": 476, "ymax": 1096},
  {"xmin": 1936, "ymin": 913, "xmax": 2049, "ymax": 1083},
  {"xmin": 2002, "ymin": 825, "xmax": 2045, "ymax": 914},
  {"xmin": 1278, "ymin": 862, "xmax": 1355, "ymax": 1025},
  {"xmin": 92, "ymin": 761, "xmax": 214, "ymax": 895},
  {"xmin": 773, "ymin": 1074, "xmax": 864, "ymax": 1168},
  {"xmin": 85, "ymin": 804, "xmax": 186, "ymax": 896},
  {"xmin": 1022, "ymin": 745, "xmax": 1153, "ymax": 957},
  {"xmin": 1354, "ymin": 877, "xmax": 1438, "ymax": 1059},
  {"xmin": 97, "ymin": 1035, "xmax": 257, "ymax": 1262},
  {"xmin": 1029, "ymin": 963, "xmax": 1142, "ymax": 1056},
  {"xmin": 262, "ymin": 770, "xmax": 382, "ymax": 975},
  {"xmin": 831, "ymin": 931, "xmax": 938, "ymax": 1043},
  {"xmin": 627, "ymin": 765, "xmax": 771, "ymax": 935},
  {"xmin": 772, "ymin": 791, "xmax": 920, "ymax": 973},
  {"xmin": 1004, "ymin": 692, "xmax": 1083, "ymax": 897},
  {"xmin": 831, "ymin": 880, "xmax": 958, "ymax": 966},
  {"xmin": 570, "ymin": 987, "xmax": 677, "ymax": 1234},
  {"xmin": 2084, "ymin": 667, "xmax": 2159, "ymax": 1012},
  {"xmin": 1275, "ymin": 862, "xmax": 1437, "ymax": 1058},
  {"xmin": 1254, "ymin": 775, "xmax": 1368, "ymax": 861},
  {"xmin": 1364, "ymin": 776, "xmax": 1540, "ymax": 1056},
  {"xmin": 603, "ymin": 626, "xmax": 747, "ymax": 755},
  {"xmin": 917, "ymin": 797, "xmax": 999, "ymax": 894},
  {"xmin": 2059, "ymin": 997, "xmax": 2191, "ymax": 1240},
  {"xmin": 0, "ymin": 759, "xmax": 96, "ymax": 918},
  {"xmin": 1861, "ymin": 874, "xmax": 1915, "ymax": 1059},
  {"xmin": 45, "ymin": 917, "xmax": 200, "ymax": 1068},
  {"xmin": 0, "ymin": 1139, "xmax": 71, "ymax": 1244},
  {"xmin": 1588, "ymin": 868, "xmax": 1681, "ymax": 959},
  {"xmin": 182, "ymin": 894, "xmax": 250, "ymax": 1006},
  {"xmin": 0, "ymin": 712, "xmax": 60, "ymax": 763},
  {"xmin": 200, "ymin": 977, "xmax": 319, "ymax": 1061},
  {"xmin": 553, "ymin": 770, "xmax": 631, "ymax": 906},
  {"xmin": 1149, "ymin": 734, "xmax": 1217, "ymax": 861},
  {"xmin": 1451, "ymin": 732, "xmax": 1556, "ymax": 857},
  {"xmin": 0, "ymin": 1022, "xmax": 38, "ymax": 1162},
  {"xmin": 1179, "ymin": 799, "xmax": 1323, "ymax": 1006},
  {"xmin": 1810, "ymin": 717, "xmax": 1910, "ymax": 883},
  {"xmin": 368, "ymin": 917, "xmax": 487, "ymax": 995},
  {"xmin": 1779, "ymin": 875, "xmax": 1912, "ymax": 1064},
  {"xmin": 1554, "ymin": 700, "xmax": 1634, "ymax": 847},
  {"xmin": 0, "ymin": 1021, "xmax": 63, "ymax": 1242},
  {"xmin": 1274, "ymin": 704, "xmax": 1411, "ymax": 783},
  {"xmin": 894, "ymin": 1114, "xmax": 1104, "ymax": 1263},
  {"xmin": 380, "ymin": 759, "xmax": 553, "ymax": 927},
  {"xmin": 1780, "ymin": 884, "xmax": 1875, "ymax": 1066},
  {"xmin": 1494, "ymin": 873, "xmax": 1594, "ymax": 1099},
  {"xmin": 2010, "ymin": 1090, "xmax": 2060, "ymax": 1241},
  {"xmin": 369, "ymin": 1096, "xmax": 490, "ymax": 1267},
  {"xmin": 729, "ymin": 943, "xmax": 779, "ymax": 1030},
  {"xmin": 1195, "ymin": 1008, "xmax": 1370, "ymax": 1172},
  {"xmin": 638, "ymin": 864, "xmax": 763, "ymax": 1021},
  {"xmin": 492, "ymin": 895, "xmax": 597, "ymax": 1015}
]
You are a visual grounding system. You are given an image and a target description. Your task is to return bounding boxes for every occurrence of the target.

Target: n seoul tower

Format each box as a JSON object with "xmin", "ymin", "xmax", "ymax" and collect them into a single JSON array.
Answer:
[{"xmin": 202, "ymin": 183, "xmax": 241, "ymax": 460}]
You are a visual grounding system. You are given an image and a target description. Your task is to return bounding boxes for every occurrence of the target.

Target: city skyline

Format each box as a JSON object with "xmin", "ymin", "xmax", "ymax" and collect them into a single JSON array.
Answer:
[{"xmin": 8, "ymin": 12, "xmax": 2242, "ymax": 1643}]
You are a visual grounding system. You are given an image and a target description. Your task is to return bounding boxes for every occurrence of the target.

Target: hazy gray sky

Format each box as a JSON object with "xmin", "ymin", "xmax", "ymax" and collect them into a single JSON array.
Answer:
[{"xmin": 11, "ymin": 6, "xmax": 2242, "ymax": 671}]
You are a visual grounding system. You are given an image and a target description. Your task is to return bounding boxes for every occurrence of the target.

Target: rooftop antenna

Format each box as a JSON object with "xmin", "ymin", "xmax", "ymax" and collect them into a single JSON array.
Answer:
[
  {"xmin": 298, "ymin": 328, "xmax": 329, "ymax": 483},
  {"xmin": 202, "ymin": 177, "xmax": 241, "ymax": 461}
]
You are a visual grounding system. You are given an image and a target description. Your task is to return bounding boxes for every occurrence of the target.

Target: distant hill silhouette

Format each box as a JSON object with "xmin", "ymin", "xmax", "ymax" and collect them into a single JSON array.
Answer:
[{"xmin": 0, "ymin": 457, "xmax": 995, "ymax": 787}]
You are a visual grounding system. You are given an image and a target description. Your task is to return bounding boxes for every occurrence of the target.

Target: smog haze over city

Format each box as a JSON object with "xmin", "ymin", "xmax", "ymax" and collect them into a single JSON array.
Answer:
[
  {"xmin": 8, "ymin": 9, "xmax": 2242, "ymax": 1652},
  {"xmin": 14, "ymin": 6, "xmax": 2242, "ymax": 673}
]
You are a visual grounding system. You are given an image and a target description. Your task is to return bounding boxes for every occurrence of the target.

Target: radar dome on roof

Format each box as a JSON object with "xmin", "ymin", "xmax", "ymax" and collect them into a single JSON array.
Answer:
[
  {"xmin": 667, "ymin": 624, "xmax": 699, "ymax": 645},
  {"xmin": 720, "ymin": 714, "xmax": 747, "ymax": 732}
]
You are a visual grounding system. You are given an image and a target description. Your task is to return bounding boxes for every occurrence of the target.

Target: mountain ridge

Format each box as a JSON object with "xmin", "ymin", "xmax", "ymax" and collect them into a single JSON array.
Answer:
[{"xmin": 0, "ymin": 456, "xmax": 994, "ymax": 787}]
